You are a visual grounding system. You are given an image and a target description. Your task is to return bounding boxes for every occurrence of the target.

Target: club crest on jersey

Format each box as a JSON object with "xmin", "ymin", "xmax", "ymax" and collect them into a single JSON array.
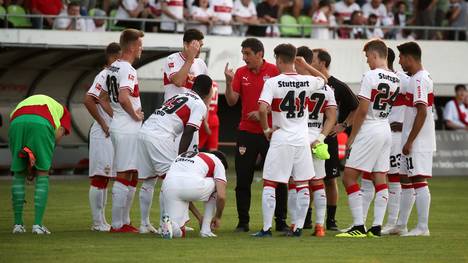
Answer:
[
  {"xmin": 128, "ymin": 74, "xmax": 135, "ymax": 81},
  {"xmin": 238, "ymin": 146, "xmax": 246, "ymax": 155}
]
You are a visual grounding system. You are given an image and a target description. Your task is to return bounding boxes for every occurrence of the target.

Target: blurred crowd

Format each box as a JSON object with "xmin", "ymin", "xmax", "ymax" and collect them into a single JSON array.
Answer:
[{"xmin": 0, "ymin": 0, "xmax": 467, "ymax": 39}]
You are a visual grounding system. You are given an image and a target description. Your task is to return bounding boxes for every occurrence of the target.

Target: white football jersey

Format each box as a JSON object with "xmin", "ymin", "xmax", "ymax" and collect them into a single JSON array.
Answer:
[
  {"xmin": 163, "ymin": 52, "xmax": 208, "ymax": 101},
  {"xmin": 107, "ymin": 60, "xmax": 142, "ymax": 133},
  {"xmin": 160, "ymin": 0, "xmax": 184, "ymax": 31},
  {"xmin": 233, "ymin": 0, "xmax": 256, "ymax": 18},
  {"xmin": 401, "ymin": 70, "xmax": 436, "ymax": 152},
  {"xmin": 388, "ymin": 71, "xmax": 410, "ymax": 124},
  {"xmin": 210, "ymin": 0, "xmax": 233, "ymax": 35},
  {"xmin": 307, "ymin": 84, "xmax": 337, "ymax": 138},
  {"xmin": 259, "ymin": 73, "xmax": 324, "ymax": 146},
  {"xmin": 141, "ymin": 91, "xmax": 207, "ymax": 139},
  {"xmin": 167, "ymin": 151, "xmax": 227, "ymax": 182},
  {"xmin": 334, "ymin": 1, "xmax": 361, "ymax": 21},
  {"xmin": 87, "ymin": 69, "xmax": 113, "ymax": 138},
  {"xmin": 358, "ymin": 68, "xmax": 400, "ymax": 124}
]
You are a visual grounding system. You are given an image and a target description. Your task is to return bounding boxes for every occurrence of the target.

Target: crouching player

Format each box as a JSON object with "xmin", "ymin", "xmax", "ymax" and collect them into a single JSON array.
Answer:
[
  {"xmin": 9, "ymin": 94, "xmax": 71, "ymax": 234},
  {"xmin": 160, "ymin": 151, "xmax": 228, "ymax": 238}
]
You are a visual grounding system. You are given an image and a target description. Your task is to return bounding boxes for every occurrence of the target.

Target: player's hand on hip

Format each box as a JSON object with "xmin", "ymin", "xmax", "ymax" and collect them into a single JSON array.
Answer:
[
  {"xmin": 134, "ymin": 108, "xmax": 144, "ymax": 122},
  {"xmin": 247, "ymin": 111, "xmax": 260, "ymax": 121},
  {"xmin": 210, "ymin": 217, "xmax": 221, "ymax": 230},
  {"xmin": 402, "ymin": 141, "xmax": 412, "ymax": 155},
  {"xmin": 224, "ymin": 63, "xmax": 234, "ymax": 83},
  {"xmin": 102, "ymin": 124, "xmax": 110, "ymax": 137}
]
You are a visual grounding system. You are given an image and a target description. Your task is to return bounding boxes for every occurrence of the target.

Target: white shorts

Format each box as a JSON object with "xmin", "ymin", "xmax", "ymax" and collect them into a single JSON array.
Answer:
[
  {"xmin": 312, "ymin": 155, "xmax": 326, "ymax": 180},
  {"xmin": 111, "ymin": 132, "xmax": 139, "ymax": 173},
  {"xmin": 137, "ymin": 132, "xmax": 177, "ymax": 179},
  {"xmin": 346, "ymin": 124, "xmax": 391, "ymax": 173},
  {"xmin": 162, "ymin": 176, "xmax": 215, "ymax": 227},
  {"xmin": 389, "ymin": 132, "xmax": 402, "ymax": 175},
  {"xmin": 263, "ymin": 143, "xmax": 315, "ymax": 183},
  {"xmin": 89, "ymin": 135, "xmax": 114, "ymax": 177},
  {"xmin": 399, "ymin": 152, "xmax": 433, "ymax": 177}
]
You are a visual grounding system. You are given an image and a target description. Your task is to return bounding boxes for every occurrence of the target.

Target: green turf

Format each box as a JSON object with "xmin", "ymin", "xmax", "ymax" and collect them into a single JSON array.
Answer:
[{"xmin": 0, "ymin": 175, "xmax": 467, "ymax": 263}]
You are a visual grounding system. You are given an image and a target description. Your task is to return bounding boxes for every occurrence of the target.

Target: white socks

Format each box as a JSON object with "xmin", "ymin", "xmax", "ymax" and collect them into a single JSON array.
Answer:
[
  {"xmin": 347, "ymin": 184, "xmax": 364, "ymax": 226},
  {"xmin": 295, "ymin": 186, "xmax": 310, "ymax": 229},
  {"xmin": 111, "ymin": 181, "xmax": 129, "ymax": 229},
  {"xmin": 414, "ymin": 183, "xmax": 431, "ymax": 230},
  {"xmin": 139, "ymin": 178, "xmax": 157, "ymax": 226},
  {"xmin": 397, "ymin": 185, "xmax": 416, "ymax": 227},
  {"xmin": 287, "ymin": 185, "xmax": 298, "ymax": 227},
  {"xmin": 361, "ymin": 177, "xmax": 375, "ymax": 224},
  {"xmin": 372, "ymin": 184, "xmax": 388, "ymax": 227},
  {"xmin": 201, "ymin": 194, "xmax": 217, "ymax": 234},
  {"xmin": 387, "ymin": 181, "xmax": 402, "ymax": 225},
  {"xmin": 262, "ymin": 186, "xmax": 276, "ymax": 231},
  {"xmin": 311, "ymin": 186, "xmax": 326, "ymax": 225},
  {"xmin": 123, "ymin": 185, "xmax": 136, "ymax": 225},
  {"xmin": 89, "ymin": 186, "xmax": 105, "ymax": 226}
]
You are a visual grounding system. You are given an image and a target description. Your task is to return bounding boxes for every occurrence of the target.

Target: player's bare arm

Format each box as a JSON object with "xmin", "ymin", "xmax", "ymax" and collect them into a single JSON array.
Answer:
[
  {"xmin": 189, "ymin": 202, "xmax": 203, "ymax": 226},
  {"xmin": 402, "ymin": 103, "xmax": 427, "ymax": 155},
  {"xmin": 224, "ymin": 62, "xmax": 240, "ymax": 106},
  {"xmin": 203, "ymin": 119, "xmax": 212, "ymax": 135},
  {"xmin": 98, "ymin": 91, "xmax": 113, "ymax": 118},
  {"xmin": 258, "ymin": 102, "xmax": 273, "ymax": 140},
  {"xmin": 212, "ymin": 180, "xmax": 227, "ymax": 229},
  {"xmin": 294, "ymin": 57, "xmax": 327, "ymax": 83},
  {"xmin": 118, "ymin": 89, "xmax": 144, "ymax": 122},
  {"xmin": 348, "ymin": 99, "xmax": 369, "ymax": 148},
  {"xmin": 171, "ymin": 41, "xmax": 200, "ymax": 87},
  {"xmin": 314, "ymin": 107, "xmax": 337, "ymax": 146},
  {"xmin": 84, "ymin": 93, "xmax": 110, "ymax": 137},
  {"xmin": 178, "ymin": 125, "xmax": 197, "ymax": 154}
]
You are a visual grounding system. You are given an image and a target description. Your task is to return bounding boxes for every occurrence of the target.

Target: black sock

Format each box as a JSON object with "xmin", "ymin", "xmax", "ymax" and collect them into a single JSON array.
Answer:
[{"xmin": 327, "ymin": 205, "xmax": 337, "ymax": 221}]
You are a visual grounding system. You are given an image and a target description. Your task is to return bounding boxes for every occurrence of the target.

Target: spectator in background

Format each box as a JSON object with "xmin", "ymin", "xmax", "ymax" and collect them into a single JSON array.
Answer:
[
  {"xmin": 382, "ymin": 0, "xmax": 395, "ymax": 38},
  {"xmin": 292, "ymin": 0, "xmax": 315, "ymax": 18},
  {"xmin": 365, "ymin": 13, "xmax": 384, "ymax": 38},
  {"xmin": 117, "ymin": 0, "xmax": 159, "ymax": 31},
  {"xmin": 362, "ymin": 0, "xmax": 387, "ymax": 24},
  {"xmin": 160, "ymin": 0, "xmax": 184, "ymax": 32},
  {"xmin": 447, "ymin": 0, "xmax": 467, "ymax": 40},
  {"xmin": 334, "ymin": 0, "xmax": 361, "ymax": 24},
  {"xmin": 54, "ymin": 2, "xmax": 87, "ymax": 31},
  {"xmin": 199, "ymin": 81, "xmax": 220, "ymax": 151},
  {"xmin": 248, "ymin": 0, "xmax": 283, "ymax": 37},
  {"xmin": 210, "ymin": 0, "xmax": 234, "ymax": 35},
  {"xmin": 414, "ymin": 0, "xmax": 436, "ymax": 39},
  {"xmin": 394, "ymin": 1, "xmax": 415, "ymax": 39},
  {"xmin": 312, "ymin": 0, "xmax": 332, "ymax": 39},
  {"xmin": 444, "ymin": 84, "xmax": 468, "ymax": 130},
  {"xmin": 188, "ymin": 0, "xmax": 217, "ymax": 35},
  {"xmin": 86, "ymin": 8, "xmax": 107, "ymax": 32},
  {"xmin": 233, "ymin": 0, "xmax": 259, "ymax": 36},
  {"xmin": 30, "ymin": 0, "xmax": 63, "ymax": 29},
  {"xmin": 349, "ymin": 10, "xmax": 366, "ymax": 39}
]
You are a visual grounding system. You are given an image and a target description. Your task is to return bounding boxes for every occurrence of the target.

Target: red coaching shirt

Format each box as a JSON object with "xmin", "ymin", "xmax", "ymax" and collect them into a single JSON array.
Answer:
[{"xmin": 232, "ymin": 60, "xmax": 279, "ymax": 134}]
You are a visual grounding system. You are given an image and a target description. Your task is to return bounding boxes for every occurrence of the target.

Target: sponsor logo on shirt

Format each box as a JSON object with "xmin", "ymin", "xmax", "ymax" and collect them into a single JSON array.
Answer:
[
  {"xmin": 128, "ymin": 74, "xmax": 135, "ymax": 81},
  {"xmin": 168, "ymin": 62, "xmax": 175, "ymax": 68},
  {"xmin": 95, "ymin": 83, "xmax": 102, "ymax": 91}
]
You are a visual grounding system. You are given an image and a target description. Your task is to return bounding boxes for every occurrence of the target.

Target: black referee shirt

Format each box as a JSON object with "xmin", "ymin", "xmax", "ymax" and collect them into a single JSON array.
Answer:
[{"xmin": 327, "ymin": 75, "xmax": 359, "ymax": 123}]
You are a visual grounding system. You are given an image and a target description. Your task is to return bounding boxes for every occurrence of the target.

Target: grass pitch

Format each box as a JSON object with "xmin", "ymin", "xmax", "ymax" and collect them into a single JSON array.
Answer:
[{"xmin": 0, "ymin": 174, "xmax": 467, "ymax": 263}]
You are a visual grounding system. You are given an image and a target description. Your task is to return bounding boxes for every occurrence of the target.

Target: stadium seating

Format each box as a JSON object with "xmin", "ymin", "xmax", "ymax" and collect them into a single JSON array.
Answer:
[
  {"xmin": 108, "ymin": 9, "xmax": 124, "ymax": 31},
  {"xmin": 297, "ymin": 15, "xmax": 312, "ymax": 37},
  {"xmin": 7, "ymin": 5, "xmax": 32, "ymax": 28},
  {"xmin": 279, "ymin": 15, "xmax": 301, "ymax": 37}
]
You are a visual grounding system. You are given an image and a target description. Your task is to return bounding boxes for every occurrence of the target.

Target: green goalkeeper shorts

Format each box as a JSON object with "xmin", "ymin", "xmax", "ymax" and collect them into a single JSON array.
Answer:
[{"xmin": 8, "ymin": 114, "xmax": 56, "ymax": 172}]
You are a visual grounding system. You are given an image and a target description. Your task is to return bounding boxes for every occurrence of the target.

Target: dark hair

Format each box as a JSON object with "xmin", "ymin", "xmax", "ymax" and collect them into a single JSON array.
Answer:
[
  {"xmin": 192, "ymin": 0, "xmax": 209, "ymax": 7},
  {"xmin": 368, "ymin": 13, "xmax": 378, "ymax": 20},
  {"xmin": 183, "ymin": 29, "xmax": 204, "ymax": 43},
  {"xmin": 363, "ymin": 39, "xmax": 388, "ymax": 58},
  {"xmin": 313, "ymin": 48, "xmax": 331, "ymax": 68},
  {"xmin": 241, "ymin": 38, "xmax": 264, "ymax": 55},
  {"xmin": 68, "ymin": 1, "xmax": 80, "ymax": 7},
  {"xmin": 192, "ymin": 74, "xmax": 213, "ymax": 98},
  {"xmin": 387, "ymin": 47, "xmax": 395, "ymax": 71},
  {"xmin": 210, "ymin": 150, "xmax": 228, "ymax": 170},
  {"xmin": 319, "ymin": 0, "xmax": 331, "ymax": 8},
  {"xmin": 397, "ymin": 41, "xmax": 422, "ymax": 61},
  {"xmin": 296, "ymin": 46, "xmax": 313, "ymax": 64},
  {"xmin": 350, "ymin": 10, "xmax": 363, "ymax": 21},
  {"xmin": 274, "ymin": 43, "xmax": 296, "ymax": 64},
  {"xmin": 105, "ymin": 42, "xmax": 121, "ymax": 57},
  {"xmin": 455, "ymin": 84, "xmax": 466, "ymax": 92},
  {"xmin": 120, "ymin": 29, "xmax": 144, "ymax": 50}
]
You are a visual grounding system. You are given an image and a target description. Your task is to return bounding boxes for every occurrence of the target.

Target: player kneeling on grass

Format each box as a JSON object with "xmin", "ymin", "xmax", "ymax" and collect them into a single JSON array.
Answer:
[
  {"xmin": 160, "ymin": 151, "xmax": 228, "ymax": 239},
  {"xmin": 9, "ymin": 95, "xmax": 71, "ymax": 234}
]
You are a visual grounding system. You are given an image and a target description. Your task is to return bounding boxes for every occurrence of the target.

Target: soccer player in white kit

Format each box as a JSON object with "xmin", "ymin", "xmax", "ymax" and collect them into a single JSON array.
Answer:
[
  {"xmin": 137, "ymin": 75, "xmax": 213, "ymax": 234},
  {"xmin": 163, "ymin": 29, "xmax": 208, "ymax": 102},
  {"xmin": 252, "ymin": 44, "xmax": 324, "ymax": 237},
  {"xmin": 108, "ymin": 29, "xmax": 145, "ymax": 233},
  {"xmin": 84, "ymin": 42, "xmax": 121, "ymax": 232},
  {"xmin": 390, "ymin": 41, "xmax": 435, "ymax": 237},
  {"xmin": 336, "ymin": 39, "xmax": 400, "ymax": 238},
  {"xmin": 286, "ymin": 46, "xmax": 337, "ymax": 237},
  {"xmin": 160, "ymin": 151, "xmax": 228, "ymax": 239}
]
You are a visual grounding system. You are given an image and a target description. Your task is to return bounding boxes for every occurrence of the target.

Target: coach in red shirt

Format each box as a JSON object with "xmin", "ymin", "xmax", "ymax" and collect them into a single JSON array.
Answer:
[{"xmin": 225, "ymin": 38, "xmax": 288, "ymax": 232}]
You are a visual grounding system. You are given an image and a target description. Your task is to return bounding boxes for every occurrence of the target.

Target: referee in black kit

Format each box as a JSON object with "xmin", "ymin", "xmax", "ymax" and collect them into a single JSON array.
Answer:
[{"xmin": 310, "ymin": 48, "xmax": 359, "ymax": 230}]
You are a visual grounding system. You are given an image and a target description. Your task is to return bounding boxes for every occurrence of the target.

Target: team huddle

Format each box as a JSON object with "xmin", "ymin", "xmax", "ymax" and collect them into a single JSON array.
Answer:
[{"xmin": 8, "ymin": 27, "xmax": 435, "ymax": 239}]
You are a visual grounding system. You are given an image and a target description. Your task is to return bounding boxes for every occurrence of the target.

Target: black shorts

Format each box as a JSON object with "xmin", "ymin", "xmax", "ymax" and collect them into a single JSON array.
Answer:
[{"xmin": 324, "ymin": 135, "xmax": 340, "ymax": 180}]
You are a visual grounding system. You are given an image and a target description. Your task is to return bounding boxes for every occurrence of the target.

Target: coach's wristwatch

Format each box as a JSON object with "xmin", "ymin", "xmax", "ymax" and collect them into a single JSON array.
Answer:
[{"xmin": 340, "ymin": 121, "xmax": 349, "ymax": 129}]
